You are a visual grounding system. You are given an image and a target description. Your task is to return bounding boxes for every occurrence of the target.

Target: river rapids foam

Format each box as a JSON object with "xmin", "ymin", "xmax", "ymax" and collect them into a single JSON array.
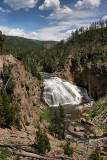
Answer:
[{"xmin": 43, "ymin": 77, "xmax": 91, "ymax": 107}]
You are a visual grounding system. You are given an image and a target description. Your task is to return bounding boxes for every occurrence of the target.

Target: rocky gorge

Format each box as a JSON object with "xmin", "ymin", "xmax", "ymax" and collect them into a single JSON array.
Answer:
[
  {"xmin": 54, "ymin": 54, "xmax": 107, "ymax": 100},
  {"xmin": 0, "ymin": 54, "xmax": 107, "ymax": 160}
]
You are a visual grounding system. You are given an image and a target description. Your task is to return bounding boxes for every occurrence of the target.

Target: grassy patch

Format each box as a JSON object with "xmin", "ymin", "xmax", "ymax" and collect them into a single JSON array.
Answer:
[
  {"xmin": 14, "ymin": 155, "xmax": 21, "ymax": 160},
  {"xmin": 33, "ymin": 123, "xmax": 40, "ymax": 129},
  {"xmin": 39, "ymin": 107, "xmax": 51, "ymax": 123},
  {"xmin": 98, "ymin": 125, "xmax": 107, "ymax": 131},
  {"xmin": 0, "ymin": 147, "xmax": 12, "ymax": 160},
  {"xmin": 88, "ymin": 111, "xmax": 96, "ymax": 119},
  {"xmin": 8, "ymin": 141, "xmax": 15, "ymax": 144}
]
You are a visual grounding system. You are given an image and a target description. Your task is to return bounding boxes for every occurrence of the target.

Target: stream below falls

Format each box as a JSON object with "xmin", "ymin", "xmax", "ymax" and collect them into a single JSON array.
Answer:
[{"xmin": 42, "ymin": 74, "xmax": 106, "ymax": 147}]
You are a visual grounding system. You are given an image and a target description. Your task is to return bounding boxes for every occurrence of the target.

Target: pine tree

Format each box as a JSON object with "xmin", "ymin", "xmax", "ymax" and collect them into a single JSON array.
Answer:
[
  {"xmin": 34, "ymin": 126, "xmax": 51, "ymax": 154},
  {"xmin": 49, "ymin": 105, "xmax": 66, "ymax": 140},
  {"xmin": 0, "ymin": 86, "xmax": 15, "ymax": 127},
  {"xmin": 58, "ymin": 105, "xmax": 66, "ymax": 139},
  {"xmin": 0, "ymin": 31, "xmax": 6, "ymax": 55}
]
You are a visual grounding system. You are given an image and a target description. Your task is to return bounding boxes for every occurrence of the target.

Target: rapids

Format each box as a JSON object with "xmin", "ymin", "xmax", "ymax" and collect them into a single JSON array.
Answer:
[{"xmin": 43, "ymin": 77, "xmax": 91, "ymax": 107}]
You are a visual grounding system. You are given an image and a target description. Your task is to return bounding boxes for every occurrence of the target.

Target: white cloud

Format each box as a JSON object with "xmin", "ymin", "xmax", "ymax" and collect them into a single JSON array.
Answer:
[
  {"xmin": 39, "ymin": 0, "xmax": 60, "ymax": 10},
  {"xmin": 39, "ymin": 0, "xmax": 72, "ymax": 20},
  {"xmin": 49, "ymin": 5, "xmax": 72, "ymax": 20},
  {"xmin": 3, "ymin": 0, "xmax": 38, "ymax": 10},
  {"xmin": 0, "ymin": 7, "xmax": 10, "ymax": 13},
  {"xmin": 75, "ymin": 0, "xmax": 101, "ymax": 9},
  {"xmin": 36, "ymin": 18, "xmax": 94, "ymax": 41},
  {"xmin": 102, "ymin": 15, "xmax": 107, "ymax": 21},
  {"xmin": 37, "ymin": 25, "xmax": 68, "ymax": 41},
  {"xmin": 0, "ymin": 26, "xmax": 37, "ymax": 39}
]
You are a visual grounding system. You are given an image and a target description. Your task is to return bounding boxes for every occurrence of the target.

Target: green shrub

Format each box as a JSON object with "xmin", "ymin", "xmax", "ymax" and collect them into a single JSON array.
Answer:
[
  {"xmin": 6, "ymin": 78, "xmax": 15, "ymax": 96},
  {"xmin": 34, "ymin": 126, "xmax": 51, "ymax": 154},
  {"xmin": 0, "ymin": 147, "xmax": 12, "ymax": 160},
  {"xmin": 63, "ymin": 141, "xmax": 73, "ymax": 157},
  {"xmin": 49, "ymin": 105, "xmax": 66, "ymax": 140},
  {"xmin": 0, "ymin": 86, "xmax": 15, "ymax": 127},
  {"xmin": 88, "ymin": 147, "xmax": 103, "ymax": 160},
  {"xmin": 14, "ymin": 155, "xmax": 21, "ymax": 160}
]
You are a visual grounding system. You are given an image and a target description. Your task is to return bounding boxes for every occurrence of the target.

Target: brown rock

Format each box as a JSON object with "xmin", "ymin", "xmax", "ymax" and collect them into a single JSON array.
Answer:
[
  {"xmin": 80, "ymin": 127, "xmax": 85, "ymax": 131},
  {"xmin": 55, "ymin": 55, "xmax": 107, "ymax": 100},
  {"xmin": 81, "ymin": 118, "xmax": 87, "ymax": 123},
  {"xmin": 0, "ymin": 55, "xmax": 39, "ymax": 128},
  {"xmin": 74, "ymin": 127, "xmax": 80, "ymax": 132},
  {"xmin": 89, "ymin": 134, "xmax": 94, "ymax": 138}
]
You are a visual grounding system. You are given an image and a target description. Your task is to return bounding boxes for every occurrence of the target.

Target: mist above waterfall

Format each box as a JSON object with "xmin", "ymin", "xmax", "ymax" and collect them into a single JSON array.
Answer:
[{"xmin": 43, "ymin": 77, "xmax": 91, "ymax": 107}]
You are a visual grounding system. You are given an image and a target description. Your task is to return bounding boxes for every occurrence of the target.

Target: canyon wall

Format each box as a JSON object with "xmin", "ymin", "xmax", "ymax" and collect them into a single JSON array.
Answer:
[
  {"xmin": 55, "ymin": 55, "xmax": 107, "ymax": 100},
  {"xmin": 0, "ymin": 55, "xmax": 39, "ymax": 128}
]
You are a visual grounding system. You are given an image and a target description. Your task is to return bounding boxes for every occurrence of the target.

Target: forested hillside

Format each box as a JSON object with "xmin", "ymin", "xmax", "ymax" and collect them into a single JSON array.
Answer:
[
  {"xmin": 39, "ymin": 20, "xmax": 107, "ymax": 73},
  {"xmin": 4, "ymin": 36, "xmax": 43, "ymax": 51},
  {"xmin": 0, "ymin": 34, "xmax": 57, "ymax": 81},
  {"xmin": 0, "ymin": 21, "xmax": 107, "ymax": 83}
]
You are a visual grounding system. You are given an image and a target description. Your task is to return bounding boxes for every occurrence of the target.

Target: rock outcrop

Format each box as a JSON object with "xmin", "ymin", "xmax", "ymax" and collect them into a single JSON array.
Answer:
[{"xmin": 0, "ymin": 55, "xmax": 39, "ymax": 128}]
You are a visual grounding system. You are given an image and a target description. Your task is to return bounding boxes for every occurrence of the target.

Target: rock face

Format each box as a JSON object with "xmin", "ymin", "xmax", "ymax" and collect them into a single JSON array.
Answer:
[
  {"xmin": 55, "ymin": 55, "xmax": 107, "ymax": 100},
  {"xmin": 0, "ymin": 55, "xmax": 39, "ymax": 127}
]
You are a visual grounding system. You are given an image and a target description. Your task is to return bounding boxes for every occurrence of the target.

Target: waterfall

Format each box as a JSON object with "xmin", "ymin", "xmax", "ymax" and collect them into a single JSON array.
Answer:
[{"xmin": 43, "ymin": 77, "xmax": 91, "ymax": 107}]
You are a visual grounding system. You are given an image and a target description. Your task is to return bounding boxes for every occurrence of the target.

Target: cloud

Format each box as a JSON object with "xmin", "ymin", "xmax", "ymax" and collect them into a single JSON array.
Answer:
[
  {"xmin": 36, "ymin": 19, "xmax": 95, "ymax": 41},
  {"xmin": 39, "ymin": 0, "xmax": 72, "ymax": 21},
  {"xmin": 39, "ymin": 0, "xmax": 60, "ymax": 10},
  {"xmin": 0, "ymin": 7, "xmax": 11, "ymax": 13},
  {"xmin": 49, "ymin": 5, "xmax": 72, "ymax": 20},
  {"xmin": 0, "ymin": 26, "xmax": 37, "ymax": 39},
  {"xmin": 75, "ymin": 0, "xmax": 101, "ymax": 9},
  {"xmin": 37, "ymin": 25, "xmax": 68, "ymax": 41},
  {"xmin": 3, "ymin": 0, "xmax": 38, "ymax": 10},
  {"xmin": 102, "ymin": 15, "xmax": 107, "ymax": 21}
]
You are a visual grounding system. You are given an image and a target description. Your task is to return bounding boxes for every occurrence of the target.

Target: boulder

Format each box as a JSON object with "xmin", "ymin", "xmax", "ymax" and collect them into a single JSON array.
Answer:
[
  {"xmin": 89, "ymin": 134, "xmax": 95, "ymax": 138},
  {"xmin": 74, "ymin": 127, "xmax": 80, "ymax": 132},
  {"xmin": 81, "ymin": 118, "xmax": 87, "ymax": 123}
]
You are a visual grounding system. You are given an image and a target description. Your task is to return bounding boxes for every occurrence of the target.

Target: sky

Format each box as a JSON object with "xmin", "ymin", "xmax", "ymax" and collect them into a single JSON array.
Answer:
[{"xmin": 0, "ymin": 0, "xmax": 107, "ymax": 41}]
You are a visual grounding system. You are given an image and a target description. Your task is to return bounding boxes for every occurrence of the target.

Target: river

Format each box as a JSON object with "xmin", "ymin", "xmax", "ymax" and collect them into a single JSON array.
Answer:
[{"xmin": 42, "ymin": 73, "xmax": 106, "ymax": 147}]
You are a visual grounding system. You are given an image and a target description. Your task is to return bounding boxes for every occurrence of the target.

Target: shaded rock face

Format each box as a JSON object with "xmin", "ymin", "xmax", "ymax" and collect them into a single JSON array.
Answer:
[
  {"xmin": 55, "ymin": 56, "xmax": 107, "ymax": 100},
  {"xmin": 0, "ymin": 55, "xmax": 39, "ymax": 127}
]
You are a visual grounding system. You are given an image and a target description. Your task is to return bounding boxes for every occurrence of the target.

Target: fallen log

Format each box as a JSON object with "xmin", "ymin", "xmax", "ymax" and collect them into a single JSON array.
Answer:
[
  {"xmin": 54, "ymin": 155, "xmax": 73, "ymax": 160},
  {"xmin": 14, "ymin": 150, "xmax": 56, "ymax": 160},
  {"xmin": 0, "ymin": 145, "xmax": 74, "ymax": 160}
]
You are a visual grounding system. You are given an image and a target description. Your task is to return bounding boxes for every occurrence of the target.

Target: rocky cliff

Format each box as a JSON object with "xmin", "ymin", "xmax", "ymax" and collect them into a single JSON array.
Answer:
[
  {"xmin": 0, "ymin": 55, "xmax": 39, "ymax": 128},
  {"xmin": 55, "ymin": 55, "xmax": 107, "ymax": 100}
]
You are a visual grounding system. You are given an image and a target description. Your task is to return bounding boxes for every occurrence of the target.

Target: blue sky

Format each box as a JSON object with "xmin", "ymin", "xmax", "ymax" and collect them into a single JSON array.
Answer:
[{"xmin": 0, "ymin": 0, "xmax": 107, "ymax": 41}]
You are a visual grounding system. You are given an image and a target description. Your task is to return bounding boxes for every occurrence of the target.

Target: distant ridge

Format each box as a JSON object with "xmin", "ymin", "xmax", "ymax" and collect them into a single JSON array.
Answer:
[{"xmin": 4, "ymin": 36, "xmax": 57, "ymax": 50}]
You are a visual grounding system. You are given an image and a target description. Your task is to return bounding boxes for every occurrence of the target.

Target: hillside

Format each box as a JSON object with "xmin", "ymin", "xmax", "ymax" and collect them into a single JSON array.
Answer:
[
  {"xmin": 39, "ymin": 22, "xmax": 107, "ymax": 99},
  {"xmin": 4, "ymin": 36, "xmax": 57, "ymax": 50},
  {"xmin": 39, "ymin": 23, "xmax": 107, "ymax": 73}
]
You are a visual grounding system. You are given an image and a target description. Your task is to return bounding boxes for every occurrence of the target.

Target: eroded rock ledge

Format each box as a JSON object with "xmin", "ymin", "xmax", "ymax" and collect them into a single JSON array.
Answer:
[{"xmin": 0, "ymin": 55, "xmax": 39, "ymax": 128}]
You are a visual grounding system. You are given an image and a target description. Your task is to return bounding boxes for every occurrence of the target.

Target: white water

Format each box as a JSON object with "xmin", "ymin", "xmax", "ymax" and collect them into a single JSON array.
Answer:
[{"xmin": 43, "ymin": 77, "xmax": 91, "ymax": 107}]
